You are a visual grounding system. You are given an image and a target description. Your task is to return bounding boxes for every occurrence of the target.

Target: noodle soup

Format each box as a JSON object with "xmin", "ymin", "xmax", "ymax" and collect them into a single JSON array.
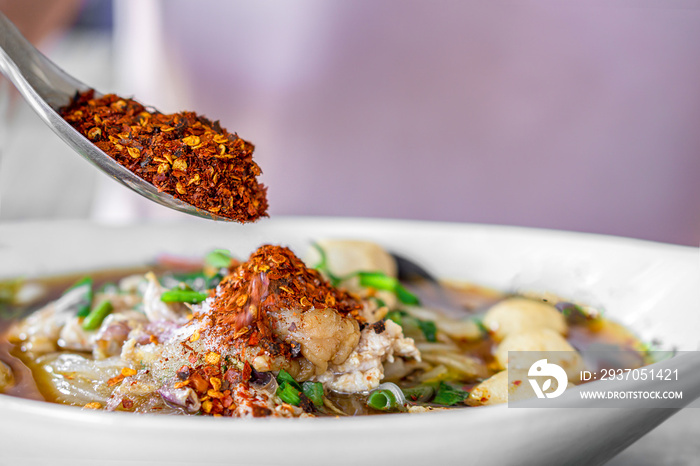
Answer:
[{"xmin": 0, "ymin": 240, "xmax": 648, "ymax": 417}]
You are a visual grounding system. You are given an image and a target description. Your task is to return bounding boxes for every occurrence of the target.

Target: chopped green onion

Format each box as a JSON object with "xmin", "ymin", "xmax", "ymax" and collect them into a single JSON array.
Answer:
[
  {"xmin": 395, "ymin": 284, "xmax": 420, "ymax": 305},
  {"xmin": 277, "ymin": 381, "xmax": 302, "ymax": 406},
  {"xmin": 276, "ymin": 369, "xmax": 302, "ymax": 391},
  {"xmin": 416, "ymin": 319, "xmax": 437, "ymax": 342},
  {"xmin": 367, "ymin": 389, "xmax": 398, "ymax": 411},
  {"xmin": 358, "ymin": 271, "xmax": 419, "ymax": 305},
  {"xmin": 205, "ymin": 249, "xmax": 233, "ymax": 269},
  {"xmin": 401, "ymin": 385, "xmax": 436, "ymax": 402},
  {"xmin": 302, "ymin": 381, "xmax": 324, "ymax": 407},
  {"xmin": 82, "ymin": 300, "xmax": 113, "ymax": 331},
  {"xmin": 358, "ymin": 271, "xmax": 395, "ymax": 290},
  {"xmin": 160, "ymin": 289, "xmax": 209, "ymax": 304},
  {"xmin": 432, "ymin": 381, "xmax": 470, "ymax": 406},
  {"xmin": 66, "ymin": 276, "xmax": 92, "ymax": 291},
  {"xmin": 385, "ymin": 309, "xmax": 407, "ymax": 325},
  {"xmin": 65, "ymin": 276, "xmax": 93, "ymax": 317}
]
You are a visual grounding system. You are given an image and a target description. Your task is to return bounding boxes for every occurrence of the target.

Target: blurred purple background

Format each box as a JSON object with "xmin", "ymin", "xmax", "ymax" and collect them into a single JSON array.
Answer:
[{"xmin": 2, "ymin": 0, "xmax": 699, "ymax": 246}]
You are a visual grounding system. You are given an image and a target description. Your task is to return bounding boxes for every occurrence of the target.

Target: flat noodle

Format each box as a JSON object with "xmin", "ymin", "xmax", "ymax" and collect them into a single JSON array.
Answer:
[
  {"xmin": 420, "ymin": 353, "xmax": 488, "ymax": 380},
  {"xmin": 323, "ymin": 397, "xmax": 349, "ymax": 416},
  {"xmin": 417, "ymin": 364, "xmax": 450, "ymax": 383},
  {"xmin": 415, "ymin": 342, "xmax": 461, "ymax": 353}
]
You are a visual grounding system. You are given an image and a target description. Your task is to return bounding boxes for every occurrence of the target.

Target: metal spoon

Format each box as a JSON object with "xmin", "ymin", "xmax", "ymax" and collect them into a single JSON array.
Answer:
[{"xmin": 0, "ymin": 11, "xmax": 232, "ymax": 222}]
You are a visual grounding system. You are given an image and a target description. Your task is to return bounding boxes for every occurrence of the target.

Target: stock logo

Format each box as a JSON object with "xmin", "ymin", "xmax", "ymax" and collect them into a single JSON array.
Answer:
[{"xmin": 528, "ymin": 358, "xmax": 568, "ymax": 399}]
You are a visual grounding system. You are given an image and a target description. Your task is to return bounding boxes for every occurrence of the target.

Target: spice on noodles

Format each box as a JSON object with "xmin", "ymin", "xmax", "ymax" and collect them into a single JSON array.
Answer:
[
  {"xmin": 205, "ymin": 245, "xmax": 363, "ymax": 352},
  {"xmin": 58, "ymin": 89, "xmax": 268, "ymax": 222}
]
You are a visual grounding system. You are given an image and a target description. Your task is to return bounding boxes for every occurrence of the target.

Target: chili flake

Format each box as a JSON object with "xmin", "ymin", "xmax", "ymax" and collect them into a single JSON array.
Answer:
[
  {"xmin": 201, "ymin": 400, "xmax": 213, "ymax": 414},
  {"xmin": 107, "ymin": 374, "xmax": 125, "ymax": 386},
  {"xmin": 205, "ymin": 351, "xmax": 221, "ymax": 365},
  {"xmin": 209, "ymin": 377, "xmax": 222, "ymax": 391},
  {"xmin": 58, "ymin": 89, "xmax": 268, "ymax": 222},
  {"xmin": 121, "ymin": 397, "xmax": 135, "ymax": 409},
  {"xmin": 206, "ymin": 245, "xmax": 363, "ymax": 353}
]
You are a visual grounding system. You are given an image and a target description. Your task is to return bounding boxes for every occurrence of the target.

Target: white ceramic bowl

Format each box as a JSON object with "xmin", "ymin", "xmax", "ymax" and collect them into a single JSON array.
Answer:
[{"xmin": 0, "ymin": 218, "xmax": 698, "ymax": 465}]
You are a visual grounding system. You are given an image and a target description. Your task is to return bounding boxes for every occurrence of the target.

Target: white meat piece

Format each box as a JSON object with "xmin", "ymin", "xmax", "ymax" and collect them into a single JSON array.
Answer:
[
  {"xmin": 314, "ymin": 319, "xmax": 420, "ymax": 393},
  {"xmin": 483, "ymin": 297, "xmax": 567, "ymax": 341}
]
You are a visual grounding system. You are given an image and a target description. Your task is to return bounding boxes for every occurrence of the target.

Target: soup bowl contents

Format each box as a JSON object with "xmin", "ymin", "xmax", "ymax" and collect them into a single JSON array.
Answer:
[
  {"xmin": 58, "ymin": 90, "xmax": 268, "ymax": 222},
  {"xmin": 0, "ymin": 239, "xmax": 648, "ymax": 417}
]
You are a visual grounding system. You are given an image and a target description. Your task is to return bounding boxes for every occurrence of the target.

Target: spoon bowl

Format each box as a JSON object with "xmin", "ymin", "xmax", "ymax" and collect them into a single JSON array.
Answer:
[{"xmin": 0, "ymin": 11, "xmax": 233, "ymax": 221}]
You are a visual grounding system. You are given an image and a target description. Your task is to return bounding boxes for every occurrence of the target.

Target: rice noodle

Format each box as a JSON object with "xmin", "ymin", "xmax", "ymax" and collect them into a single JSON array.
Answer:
[
  {"xmin": 417, "ymin": 364, "xmax": 449, "ymax": 382},
  {"xmin": 420, "ymin": 353, "xmax": 488, "ymax": 380}
]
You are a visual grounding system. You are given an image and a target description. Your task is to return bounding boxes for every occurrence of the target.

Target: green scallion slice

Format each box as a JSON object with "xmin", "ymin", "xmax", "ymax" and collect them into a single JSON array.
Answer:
[
  {"xmin": 357, "ymin": 271, "xmax": 420, "ymax": 305},
  {"xmin": 416, "ymin": 319, "xmax": 438, "ymax": 342},
  {"xmin": 66, "ymin": 276, "xmax": 92, "ymax": 291},
  {"xmin": 277, "ymin": 381, "xmax": 302, "ymax": 406},
  {"xmin": 82, "ymin": 300, "xmax": 113, "ymax": 331},
  {"xmin": 302, "ymin": 381, "xmax": 324, "ymax": 407},
  {"xmin": 358, "ymin": 271, "xmax": 395, "ymax": 290},
  {"xmin": 432, "ymin": 381, "xmax": 470, "ymax": 406},
  {"xmin": 276, "ymin": 369, "xmax": 302, "ymax": 391},
  {"xmin": 160, "ymin": 289, "xmax": 209, "ymax": 304},
  {"xmin": 385, "ymin": 309, "xmax": 407, "ymax": 326},
  {"xmin": 395, "ymin": 283, "xmax": 420, "ymax": 305},
  {"xmin": 367, "ymin": 389, "xmax": 398, "ymax": 411},
  {"xmin": 402, "ymin": 385, "xmax": 436, "ymax": 402}
]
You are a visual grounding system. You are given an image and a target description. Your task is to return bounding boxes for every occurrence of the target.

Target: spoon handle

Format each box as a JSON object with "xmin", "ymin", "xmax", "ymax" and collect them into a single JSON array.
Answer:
[{"xmin": 0, "ymin": 10, "xmax": 86, "ymax": 111}]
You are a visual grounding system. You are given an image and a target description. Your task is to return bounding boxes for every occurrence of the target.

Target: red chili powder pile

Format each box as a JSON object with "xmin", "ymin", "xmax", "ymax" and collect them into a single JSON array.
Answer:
[{"xmin": 59, "ymin": 89, "xmax": 268, "ymax": 222}]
